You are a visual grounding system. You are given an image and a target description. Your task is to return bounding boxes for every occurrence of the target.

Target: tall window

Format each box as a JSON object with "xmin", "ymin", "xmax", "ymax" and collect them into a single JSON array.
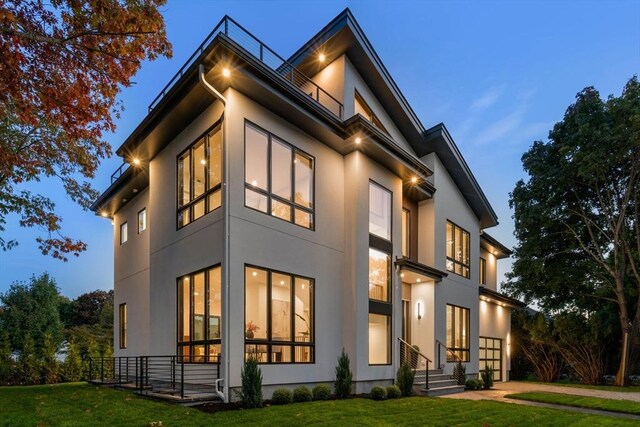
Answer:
[
  {"xmin": 479, "ymin": 257, "xmax": 486, "ymax": 285},
  {"xmin": 138, "ymin": 209, "xmax": 147, "ymax": 233},
  {"xmin": 177, "ymin": 266, "xmax": 222, "ymax": 362},
  {"xmin": 368, "ymin": 181, "xmax": 392, "ymax": 365},
  {"xmin": 244, "ymin": 122, "xmax": 314, "ymax": 229},
  {"xmin": 446, "ymin": 304, "xmax": 470, "ymax": 362},
  {"xmin": 479, "ymin": 337, "xmax": 502, "ymax": 381},
  {"xmin": 446, "ymin": 221, "xmax": 470, "ymax": 278},
  {"xmin": 354, "ymin": 90, "xmax": 388, "ymax": 133},
  {"xmin": 120, "ymin": 222, "xmax": 128, "ymax": 245},
  {"xmin": 245, "ymin": 265, "xmax": 314, "ymax": 363},
  {"xmin": 119, "ymin": 303, "xmax": 127, "ymax": 349},
  {"xmin": 401, "ymin": 208, "xmax": 410, "ymax": 257},
  {"xmin": 177, "ymin": 123, "xmax": 222, "ymax": 228}
]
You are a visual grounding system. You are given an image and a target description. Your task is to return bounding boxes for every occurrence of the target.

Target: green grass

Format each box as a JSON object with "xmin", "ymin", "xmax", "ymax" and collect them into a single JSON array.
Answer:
[
  {"xmin": 0, "ymin": 382, "xmax": 637, "ymax": 426},
  {"xmin": 522, "ymin": 380, "xmax": 640, "ymax": 393},
  {"xmin": 506, "ymin": 391, "xmax": 640, "ymax": 416}
]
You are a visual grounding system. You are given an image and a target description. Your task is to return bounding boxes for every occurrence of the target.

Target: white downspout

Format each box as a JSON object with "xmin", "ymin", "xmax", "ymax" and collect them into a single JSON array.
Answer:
[{"xmin": 199, "ymin": 64, "xmax": 229, "ymax": 402}]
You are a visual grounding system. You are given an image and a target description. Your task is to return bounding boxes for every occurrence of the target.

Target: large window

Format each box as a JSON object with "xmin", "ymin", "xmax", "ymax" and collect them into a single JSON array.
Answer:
[
  {"xmin": 177, "ymin": 123, "xmax": 222, "ymax": 228},
  {"xmin": 119, "ymin": 303, "xmax": 127, "ymax": 349},
  {"xmin": 479, "ymin": 257, "xmax": 486, "ymax": 285},
  {"xmin": 446, "ymin": 221, "xmax": 470, "ymax": 278},
  {"xmin": 354, "ymin": 90, "xmax": 388, "ymax": 133},
  {"xmin": 368, "ymin": 313, "xmax": 390, "ymax": 365},
  {"xmin": 479, "ymin": 337, "xmax": 502, "ymax": 381},
  {"xmin": 446, "ymin": 304, "xmax": 470, "ymax": 362},
  {"xmin": 177, "ymin": 266, "xmax": 222, "ymax": 362},
  {"xmin": 244, "ymin": 122, "xmax": 314, "ymax": 229},
  {"xmin": 369, "ymin": 181, "xmax": 391, "ymax": 241},
  {"xmin": 244, "ymin": 265, "xmax": 314, "ymax": 363},
  {"xmin": 369, "ymin": 248, "xmax": 390, "ymax": 302},
  {"xmin": 401, "ymin": 208, "xmax": 410, "ymax": 257}
]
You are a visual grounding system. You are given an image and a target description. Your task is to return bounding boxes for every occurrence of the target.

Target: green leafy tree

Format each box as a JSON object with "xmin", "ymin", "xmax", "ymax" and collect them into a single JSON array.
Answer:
[
  {"xmin": 17, "ymin": 335, "xmax": 40, "ymax": 385},
  {"xmin": 60, "ymin": 340, "xmax": 83, "ymax": 382},
  {"xmin": 506, "ymin": 76, "xmax": 640, "ymax": 385},
  {"xmin": 0, "ymin": 330, "xmax": 14, "ymax": 385},
  {"xmin": 334, "ymin": 349, "xmax": 353, "ymax": 398},
  {"xmin": 40, "ymin": 333, "xmax": 59, "ymax": 384}
]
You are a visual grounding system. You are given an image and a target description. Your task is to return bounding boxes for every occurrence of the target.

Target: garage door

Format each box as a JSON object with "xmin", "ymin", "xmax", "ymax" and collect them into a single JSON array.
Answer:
[{"xmin": 479, "ymin": 337, "xmax": 502, "ymax": 381}]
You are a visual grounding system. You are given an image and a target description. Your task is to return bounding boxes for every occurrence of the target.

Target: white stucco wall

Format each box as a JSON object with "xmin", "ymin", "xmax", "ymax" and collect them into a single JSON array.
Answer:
[{"xmin": 479, "ymin": 301, "xmax": 511, "ymax": 381}]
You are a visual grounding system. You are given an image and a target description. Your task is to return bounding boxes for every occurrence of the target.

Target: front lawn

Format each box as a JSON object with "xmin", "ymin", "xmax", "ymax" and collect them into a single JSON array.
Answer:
[
  {"xmin": 523, "ymin": 380, "xmax": 640, "ymax": 393},
  {"xmin": 506, "ymin": 391, "xmax": 640, "ymax": 416},
  {"xmin": 0, "ymin": 382, "xmax": 637, "ymax": 426}
]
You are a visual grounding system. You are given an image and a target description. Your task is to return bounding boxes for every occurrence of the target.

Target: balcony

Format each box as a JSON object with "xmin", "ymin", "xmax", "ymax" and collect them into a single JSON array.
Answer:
[{"xmin": 148, "ymin": 15, "xmax": 344, "ymax": 119}]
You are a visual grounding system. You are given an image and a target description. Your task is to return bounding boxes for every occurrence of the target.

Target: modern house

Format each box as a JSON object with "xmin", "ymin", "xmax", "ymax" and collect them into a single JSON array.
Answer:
[{"xmin": 91, "ymin": 9, "xmax": 524, "ymax": 401}]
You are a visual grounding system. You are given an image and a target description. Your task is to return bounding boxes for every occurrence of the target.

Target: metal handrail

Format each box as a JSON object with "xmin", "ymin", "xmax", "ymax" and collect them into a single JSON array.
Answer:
[
  {"xmin": 436, "ymin": 339, "xmax": 463, "ymax": 366},
  {"xmin": 147, "ymin": 15, "xmax": 343, "ymax": 119},
  {"xmin": 110, "ymin": 162, "xmax": 129, "ymax": 184},
  {"xmin": 398, "ymin": 338, "xmax": 430, "ymax": 390},
  {"xmin": 398, "ymin": 338, "xmax": 432, "ymax": 363}
]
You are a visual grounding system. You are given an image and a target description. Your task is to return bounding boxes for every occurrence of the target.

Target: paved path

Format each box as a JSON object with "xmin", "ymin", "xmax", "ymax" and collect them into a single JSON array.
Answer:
[{"xmin": 441, "ymin": 381, "xmax": 640, "ymax": 421}]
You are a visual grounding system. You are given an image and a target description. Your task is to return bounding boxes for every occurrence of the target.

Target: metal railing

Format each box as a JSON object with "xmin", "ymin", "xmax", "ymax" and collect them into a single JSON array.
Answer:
[
  {"xmin": 436, "ymin": 339, "xmax": 463, "ymax": 367},
  {"xmin": 89, "ymin": 355, "xmax": 221, "ymax": 400},
  {"xmin": 147, "ymin": 15, "xmax": 343, "ymax": 119},
  {"xmin": 110, "ymin": 162, "xmax": 130, "ymax": 184},
  {"xmin": 399, "ymin": 338, "xmax": 431, "ymax": 390}
]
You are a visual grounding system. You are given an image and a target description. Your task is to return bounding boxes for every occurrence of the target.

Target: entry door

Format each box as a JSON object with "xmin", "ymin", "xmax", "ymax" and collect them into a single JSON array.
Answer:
[
  {"xmin": 402, "ymin": 300, "xmax": 410, "ymax": 342},
  {"xmin": 479, "ymin": 337, "xmax": 502, "ymax": 381}
]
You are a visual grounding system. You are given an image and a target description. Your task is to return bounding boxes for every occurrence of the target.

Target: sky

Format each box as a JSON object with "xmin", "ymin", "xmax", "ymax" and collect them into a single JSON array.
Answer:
[{"xmin": 0, "ymin": 0, "xmax": 638, "ymax": 298}]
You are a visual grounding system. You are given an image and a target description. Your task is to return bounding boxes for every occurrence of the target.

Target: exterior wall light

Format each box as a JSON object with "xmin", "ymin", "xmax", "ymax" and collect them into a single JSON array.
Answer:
[
  {"xmin": 417, "ymin": 302, "xmax": 423, "ymax": 319},
  {"xmin": 222, "ymin": 68, "xmax": 231, "ymax": 77},
  {"xmin": 355, "ymin": 137, "xmax": 362, "ymax": 144},
  {"xmin": 100, "ymin": 211, "xmax": 108, "ymax": 218},
  {"xmin": 411, "ymin": 176, "xmax": 418, "ymax": 184},
  {"xmin": 132, "ymin": 158, "xmax": 141, "ymax": 166},
  {"xmin": 319, "ymin": 53, "xmax": 326, "ymax": 62}
]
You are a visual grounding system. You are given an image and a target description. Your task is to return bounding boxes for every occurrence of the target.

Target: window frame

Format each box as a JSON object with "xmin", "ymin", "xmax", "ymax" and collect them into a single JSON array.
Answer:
[
  {"xmin": 176, "ymin": 264, "xmax": 222, "ymax": 363},
  {"xmin": 137, "ymin": 208, "xmax": 147, "ymax": 234},
  {"xmin": 176, "ymin": 120, "xmax": 223, "ymax": 230},
  {"xmin": 446, "ymin": 220, "xmax": 471, "ymax": 279},
  {"xmin": 244, "ymin": 264, "xmax": 315, "ymax": 364},
  {"xmin": 119, "ymin": 303, "xmax": 127, "ymax": 349},
  {"xmin": 401, "ymin": 208, "xmax": 410, "ymax": 258},
  {"xmin": 479, "ymin": 257, "xmax": 486, "ymax": 285},
  {"xmin": 120, "ymin": 222, "xmax": 128, "ymax": 245},
  {"xmin": 369, "ymin": 180, "xmax": 393, "ymax": 242},
  {"xmin": 479, "ymin": 336, "xmax": 502, "ymax": 381},
  {"xmin": 446, "ymin": 303, "xmax": 470, "ymax": 362}
]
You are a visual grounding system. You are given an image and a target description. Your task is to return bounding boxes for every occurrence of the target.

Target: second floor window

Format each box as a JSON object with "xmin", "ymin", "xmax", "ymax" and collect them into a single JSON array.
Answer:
[
  {"xmin": 138, "ymin": 209, "xmax": 147, "ymax": 233},
  {"xmin": 244, "ymin": 122, "xmax": 314, "ymax": 229},
  {"xmin": 369, "ymin": 181, "xmax": 391, "ymax": 241},
  {"xmin": 120, "ymin": 222, "xmax": 128, "ymax": 245},
  {"xmin": 479, "ymin": 257, "xmax": 486, "ymax": 285},
  {"xmin": 401, "ymin": 208, "xmax": 410, "ymax": 257},
  {"xmin": 446, "ymin": 221, "xmax": 470, "ymax": 278},
  {"xmin": 177, "ymin": 123, "xmax": 222, "ymax": 229}
]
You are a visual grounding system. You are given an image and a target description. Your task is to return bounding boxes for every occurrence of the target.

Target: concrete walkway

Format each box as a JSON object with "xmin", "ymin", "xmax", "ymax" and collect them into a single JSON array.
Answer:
[{"xmin": 441, "ymin": 381, "xmax": 640, "ymax": 421}]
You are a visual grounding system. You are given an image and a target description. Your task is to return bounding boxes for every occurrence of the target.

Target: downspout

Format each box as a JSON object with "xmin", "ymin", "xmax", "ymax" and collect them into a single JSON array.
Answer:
[{"xmin": 199, "ymin": 64, "xmax": 228, "ymax": 403}]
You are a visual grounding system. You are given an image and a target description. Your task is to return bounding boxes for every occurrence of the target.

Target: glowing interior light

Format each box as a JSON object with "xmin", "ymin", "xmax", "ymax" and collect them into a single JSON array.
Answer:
[
  {"xmin": 251, "ymin": 180, "xmax": 257, "ymax": 186},
  {"xmin": 416, "ymin": 278, "xmax": 421, "ymax": 283},
  {"xmin": 280, "ymin": 280, "xmax": 285, "ymax": 285},
  {"xmin": 252, "ymin": 271, "xmax": 257, "ymax": 277},
  {"xmin": 222, "ymin": 68, "xmax": 231, "ymax": 77},
  {"xmin": 200, "ymin": 159, "xmax": 206, "ymax": 165}
]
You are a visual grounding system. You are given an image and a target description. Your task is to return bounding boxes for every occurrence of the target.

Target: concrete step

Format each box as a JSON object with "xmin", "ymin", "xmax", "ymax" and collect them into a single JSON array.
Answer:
[
  {"xmin": 416, "ymin": 379, "xmax": 459, "ymax": 388},
  {"xmin": 415, "ymin": 373, "xmax": 452, "ymax": 382},
  {"xmin": 423, "ymin": 384, "xmax": 465, "ymax": 397}
]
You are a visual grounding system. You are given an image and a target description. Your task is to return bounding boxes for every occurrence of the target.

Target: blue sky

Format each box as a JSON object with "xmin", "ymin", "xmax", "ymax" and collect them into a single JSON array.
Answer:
[{"xmin": 1, "ymin": 0, "xmax": 638, "ymax": 297}]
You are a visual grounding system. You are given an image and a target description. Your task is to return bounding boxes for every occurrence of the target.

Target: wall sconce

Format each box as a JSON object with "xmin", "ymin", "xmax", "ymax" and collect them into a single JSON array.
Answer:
[{"xmin": 417, "ymin": 302, "xmax": 423, "ymax": 320}]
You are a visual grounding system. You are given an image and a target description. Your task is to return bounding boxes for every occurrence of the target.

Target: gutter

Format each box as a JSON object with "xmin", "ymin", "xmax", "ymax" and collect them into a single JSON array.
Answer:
[{"xmin": 199, "ymin": 64, "xmax": 229, "ymax": 403}]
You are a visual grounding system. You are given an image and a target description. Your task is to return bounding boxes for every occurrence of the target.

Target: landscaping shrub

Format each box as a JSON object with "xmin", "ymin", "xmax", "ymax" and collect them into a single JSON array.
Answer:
[
  {"xmin": 370, "ymin": 386, "xmax": 386, "ymax": 400},
  {"xmin": 312, "ymin": 384, "xmax": 332, "ymax": 400},
  {"xmin": 385, "ymin": 385, "xmax": 401, "ymax": 399},
  {"xmin": 271, "ymin": 388, "xmax": 292, "ymax": 405},
  {"xmin": 293, "ymin": 386, "xmax": 312, "ymax": 403},
  {"xmin": 481, "ymin": 365, "xmax": 494, "ymax": 390},
  {"xmin": 0, "ymin": 331, "xmax": 14, "ymax": 385},
  {"xmin": 453, "ymin": 360, "xmax": 466, "ymax": 385},
  {"xmin": 40, "ymin": 333, "xmax": 59, "ymax": 384},
  {"xmin": 61, "ymin": 341, "xmax": 83, "ymax": 382},
  {"xmin": 239, "ymin": 357, "xmax": 263, "ymax": 408},
  {"xmin": 465, "ymin": 378, "xmax": 484, "ymax": 390},
  {"xmin": 334, "ymin": 349, "xmax": 353, "ymax": 398},
  {"xmin": 17, "ymin": 336, "xmax": 40, "ymax": 385},
  {"xmin": 396, "ymin": 362, "xmax": 414, "ymax": 396}
]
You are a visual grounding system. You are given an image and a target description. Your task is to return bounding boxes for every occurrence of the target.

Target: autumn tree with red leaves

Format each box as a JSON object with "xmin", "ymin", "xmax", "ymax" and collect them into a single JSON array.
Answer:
[{"xmin": 0, "ymin": 0, "xmax": 171, "ymax": 260}]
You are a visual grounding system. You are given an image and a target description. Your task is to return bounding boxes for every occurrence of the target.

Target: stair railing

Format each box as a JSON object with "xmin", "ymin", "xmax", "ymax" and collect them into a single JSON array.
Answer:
[
  {"xmin": 398, "ymin": 338, "xmax": 431, "ymax": 390},
  {"xmin": 435, "ymin": 339, "xmax": 463, "ymax": 368}
]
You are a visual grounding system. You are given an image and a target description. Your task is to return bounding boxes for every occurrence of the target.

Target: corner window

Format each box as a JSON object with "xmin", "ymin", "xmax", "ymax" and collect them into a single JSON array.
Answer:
[
  {"xmin": 244, "ymin": 265, "xmax": 314, "ymax": 363},
  {"xmin": 369, "ymin": 181, "xmax": 391, "ymax": 241},
  {"xmin": 138, "ymin": 209, "xmax": 147, "ymax": 233},
  {"xmin": 120, "ymin": 222, "xmax": 128, "ymax": 245},
  {"xmin": 354, "ymin": 90, "xmax": 388, "ymax": 133},
  {"xmin": 244, "ymin": 122, "xmax": 314, "ymax": 229},
  {"xmin": 446, "ymin": 221, "xmax": 470, "ymax": 278},
  {"xmin": 119, "ymin": 303, "xmax": 127, "ymax": 349},
  {"xmin": 177, "ymin": 266, "xmax": 222, "ymax": 362},
  {"xmin": 401, "ymin": 208, "xmax": 410, "ymax": 257},
  {"xmin": 479, "ymin": 257, "xmax": 486, "ymax": 285},
  {"xmin": 446, "ymin": 304, "xmax": 470, "ymax": 362},
  {"xmin": 177, "ymin": 123, "xmax": 222, "ymax": 229}
]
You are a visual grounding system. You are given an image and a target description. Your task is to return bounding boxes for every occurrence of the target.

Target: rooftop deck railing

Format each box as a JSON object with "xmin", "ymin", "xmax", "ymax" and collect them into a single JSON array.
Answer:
[
  {"xmin": 148, "ymin": 15, "xmax": 343, "ymax": 119},
  {"xmin": 110, "ymin": 162, "xmax": 129, "ymax": 184}
]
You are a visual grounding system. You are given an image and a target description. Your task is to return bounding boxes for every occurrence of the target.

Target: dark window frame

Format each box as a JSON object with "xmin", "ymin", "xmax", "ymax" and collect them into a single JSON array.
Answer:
[
  {"xmin": 479, "ymin": 336, "xmax": 502, "ymax": 381},
  {"xmin": 244, "ymin": 264, "xmax": 315, "ymax": 364},
  {"xmin": 243, "ymin": 120, "xmax": 315, "ymax": 230},
  {"xmin": 176, "ymin": 264, "xmax": 222, "ymax": 363},
  {"xmin": 401, "ymin": 208, "xmax": 410, "ymax": 258},
  {"xmin": 137, "ymin": 208, "xmax": 147, "ymax": 234},
  {"xmin": 176, "ymin": 120, "xmax": 223, "ymax": 230},
  {"xmin": 479, "ymin": 257, "xmax": 486, "ymax": 285},
  {"xmin": 446, "ymin": 220, "xmax": 471, "ymax": 279},
  {"xmin": 446, "ymin": 303, "xmax": 470, "ymax": 362},
  {"xmin": 119, "ymin": 303, "xmax": 127, "ymax": 349}
]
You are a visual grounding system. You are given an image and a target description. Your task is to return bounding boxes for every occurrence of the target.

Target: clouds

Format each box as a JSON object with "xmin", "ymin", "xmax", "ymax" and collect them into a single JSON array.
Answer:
[{"xmin": 470, "ymin": 85, "xmax": 505, "ymax": 111}]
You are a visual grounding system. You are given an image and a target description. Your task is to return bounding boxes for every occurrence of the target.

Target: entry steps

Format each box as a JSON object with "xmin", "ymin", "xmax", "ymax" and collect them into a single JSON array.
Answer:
[{"xmin": 414, "ymin": 368, "xmax": 465, "ymax": 397}]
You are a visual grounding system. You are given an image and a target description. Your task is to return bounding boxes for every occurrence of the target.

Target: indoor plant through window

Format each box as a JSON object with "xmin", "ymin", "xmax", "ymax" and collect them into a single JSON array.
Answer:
[{"xmin": 246, "ymin": 321, "xmax": 259, "ymax": 338}]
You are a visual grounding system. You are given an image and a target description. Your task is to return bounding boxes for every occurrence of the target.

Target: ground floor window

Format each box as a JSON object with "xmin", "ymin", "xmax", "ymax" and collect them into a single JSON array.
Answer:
[
  {"xmin": 119, "ymin": 303, "xmax": 127, "ymax": 349},
  {"xmin": 479, "ymin": 336, "xmax": 502, "ymax": 381},
  {"xmin": 368, "ymin": 313, "xmax": 391, "ymax": 365},
  {"xmin": 177, "ymin": 265, "xmax": 222, "ymax": 362},
  {"xmin": 446, "ymin": 304, "xmax": 470, "ymax": 362},
  {"xmin": 244, "ymin": 265, "xmax": 314, "ymax": 363}
]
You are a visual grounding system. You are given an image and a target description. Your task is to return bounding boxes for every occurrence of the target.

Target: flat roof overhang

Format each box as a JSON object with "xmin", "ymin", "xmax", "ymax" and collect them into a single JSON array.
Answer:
[
  {"xmin": 396, "ymin": 258, "xmax": 448, "ymax": 283},
  {"xmin": 479, "ymin": 286, "xmax": 526, "ymax": 309}
]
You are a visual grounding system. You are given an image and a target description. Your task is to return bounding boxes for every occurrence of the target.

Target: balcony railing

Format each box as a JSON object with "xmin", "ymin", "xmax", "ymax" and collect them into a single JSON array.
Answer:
[
  {"xmin": 110, "ymin": 162, "xmax": 130, "ymax": 184},
  {"xmin": 148, "ymin": 15, "xmax": 343, "ymax": 119}
]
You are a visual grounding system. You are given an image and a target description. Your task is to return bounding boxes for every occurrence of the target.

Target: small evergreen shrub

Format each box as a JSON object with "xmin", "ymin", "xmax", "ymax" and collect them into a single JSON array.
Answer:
[
  {"xmin": 17, "ymin": 336, "xmax": 40, "ymax": 385},
  {"xmin": 453, "ymin": 360, "xmax": 466, "ymax": 385},
  {"xmin": 271, "ymin": 388, "xmax": 292, "ymax": 405},
  {"xmin": 465, "ymin": 378, "xmax": 484, "ymax": 390},
  {"xmin": 40, "ymin": 333, "xmax": 59, "ymax": 384},
  {"xmin": 385, "ymin": 385, "xmax": 402, "ymax": 399},
  {"xmin": 312, "ymin": 384, "xmax": 332, "ymax": 400},
  {"xmin": 239, "ymin": 357, "xmax": 263, "ymax": 408},
  {"xmin": 0, "ymin": 331, "xmax": 14, "ymax": 385},
  {"xmin": 293, "ymin": 386, "xmax": 312, "ymax": 403},
  {"xmin": 481, "ymin": 365, "xmax": 494, "ymax": 390},
  {"xmin": 370, "ymin": 386, "xmax": 386, "ymax": 400},
  {"xmin": 61, "ymin": 341, "xmax": 83, "ymax": 382},
  {"xmin": 396, "ymin": 362, "xmax": 415, "ymax": 396},
  {"xmin": 334, "ymin": 349, "xmax": 353, "ymax": 399}
]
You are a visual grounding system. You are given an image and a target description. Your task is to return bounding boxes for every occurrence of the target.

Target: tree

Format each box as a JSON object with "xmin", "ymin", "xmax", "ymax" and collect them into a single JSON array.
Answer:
[
  {"xmin": 0, "ymin": 273, "xmax": 63, "ymax": 353},
  {"xmin": 0, "ymin": 330, "xmax": 14, "ymax": 385},
  {"xmin": 65, "ymin": 290, "xmax": 113, "ymax": 327},
  {"xmin": 520, "ymin": 314, "xmax": 564, "ymax": 383},
  {"xmin": 40, "ymin": 333, "xmax": 59, "ymax": 384},
  {"xmin": 0, "ymin": 0, "xmax": 171, "ymax": 259},
  {"xmin": 16, "ymin": 335, "xmax": 40, "ymax": 385},
  {"xmin": 334, "ymin": 349, "xmax": 353, "ymax": 398},
  {"xmin": 506, "ymin": 76, "xmax": 640, "ymax": 385},
  {"xmin": 60, "ymin": 340, "xmax": 82, "ymax": 382}
]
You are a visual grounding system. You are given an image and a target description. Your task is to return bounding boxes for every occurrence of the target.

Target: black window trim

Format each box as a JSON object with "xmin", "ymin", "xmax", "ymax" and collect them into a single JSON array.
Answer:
[
  {"xmin": 479, "ymin": 336, "xmax": 503, "ymax": 381},
  {"xmin": 137, "ymin": 208, "xmax": 147, "ymax": 234},
  {"xmin": 446, "ymin": 303, "xmax": 470, "ymax": 362},
  {"xmin": 446, "ymin": 220, "xmax": 471, "ymax": 279},
  {"xmin": 243, "ymin": 120, "xmax": 316, "ymax": 231},
  {"xmin": 120, "ymin": 221, "xmax": 128, "ymax": 245},
  {"xmin": 402, "ymin": 208, "xmax": 410, "ymax": 258},
  {"xmin": 479, "ymin": 257, "xmax": 486, "ymax": 285},
  {"xmin": 119, "ymin": 303, "xmax": 127, "ymax": 349}
]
